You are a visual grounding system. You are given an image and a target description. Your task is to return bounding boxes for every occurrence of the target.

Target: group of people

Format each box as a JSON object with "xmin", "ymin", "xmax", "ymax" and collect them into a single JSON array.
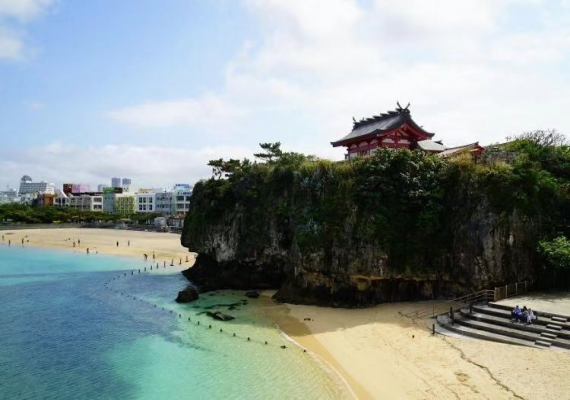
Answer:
[{"xmin": 511, "ymin": 305, "xmax": 537, "ymax": 324}]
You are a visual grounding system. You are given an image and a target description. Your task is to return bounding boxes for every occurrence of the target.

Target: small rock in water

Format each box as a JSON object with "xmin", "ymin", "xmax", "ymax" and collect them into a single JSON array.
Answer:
[
  {"xmin": 175, "ymin": 285, "xmax": 199, "ymax": 303},
  {"xmin": 245, "ymin": 291, "xmax": 260, "ymax": 299},
  {"xmin": 206, "ymin": 311, "xmax": 235, "ymax": 321}
]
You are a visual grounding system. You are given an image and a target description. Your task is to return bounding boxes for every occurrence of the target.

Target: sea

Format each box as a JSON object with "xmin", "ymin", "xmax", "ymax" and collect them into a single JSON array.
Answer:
[{"xmin": 0, "ymin": 245, "xmax": 349, "ymax": 399}]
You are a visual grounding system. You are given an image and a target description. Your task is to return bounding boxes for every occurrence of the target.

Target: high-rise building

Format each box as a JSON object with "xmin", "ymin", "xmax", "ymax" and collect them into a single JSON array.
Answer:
[
  {"xmin": 18, "ymin": 175, "xmax": 55, "ymax": 195},
  {"xmin": 97, "ymin": 184, "xmax": 109, "ymax": 192},
  {"xmin": 122, "ymin": 178, "xmax": 132, "ymax": 193},
  {"xmin": 111, "ymin": 177, "xmax": 122, "ymax": 188}
]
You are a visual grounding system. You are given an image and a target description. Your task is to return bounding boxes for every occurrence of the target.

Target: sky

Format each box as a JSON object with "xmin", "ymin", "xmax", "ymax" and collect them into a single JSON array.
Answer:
[{"xmin": 1, "ymin": 0, "xmax": 570, "ymax": 190}]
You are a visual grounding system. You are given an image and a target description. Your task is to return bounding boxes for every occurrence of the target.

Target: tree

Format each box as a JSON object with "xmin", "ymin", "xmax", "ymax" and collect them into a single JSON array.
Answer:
[
  {"xmin": 511, "ymin": 129, "xmax": 567, "ymax": 147},
  {"xmin": 538, "ymin": 236, "xmax": 570, "ymax": 272},
  {"xmin": 208, "ymin": 159, "xmax": 225, "ymax": 180},
  {"xmin": 254, "ymin": 142, "xmax": 283, "ymax": 163}
]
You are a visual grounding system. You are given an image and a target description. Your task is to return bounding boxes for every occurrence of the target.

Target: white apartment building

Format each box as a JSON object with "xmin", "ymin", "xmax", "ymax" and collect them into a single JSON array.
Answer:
[
  {"xmin": 135, "ymin": 191, "xmax": 156, "ymax": 213},
  {"xmin": 172, "ymin": 184, "xmax": 192, "ymax": 214},
  {"xmin": 54, "ymin": 193, "xmax": 103, "ymax": 211},
  {"xmin": 18, "ymin": 175, "xmax": 55, "ymax": 195}
]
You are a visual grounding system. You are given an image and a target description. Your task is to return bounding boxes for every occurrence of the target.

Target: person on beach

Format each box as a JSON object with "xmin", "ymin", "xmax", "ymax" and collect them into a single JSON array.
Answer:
[
  {"xmin": 78, "ymin": 239, "xmax": 81, "ymax": 246},
  {"xmin": 527, "ymin": 309, "xmax": 536, "ymax": 324},
  {"xmin": 2, "ymin": 235, "xmax": 4, "ymax": 241},
  {"xmin": 143, "ymin": 254, "xmax": 148, "ymax": 261},
  {"xmin": 116, "ymin": 241, "xmax": 119, "ymax": 247},
  {"xmin": 152, "ymin": 252, "xmax": 155, "ymax": 261},
  {"xmin": 128, "ymin": 240, "xmax": 130, "ymax": 247},
  {"xmin": 73, "ymin": 241, "xmax": 76, "ymax": 248},
  {"xmin": 8, "ymin": 240, "xmax": 11, "ymax": 247},
  {"xmin": 21, "ymin": 238, "xmax": 24, "ymax": 246},
  {"xmin": 86, "ymin": 248, "xmax": 90, "ymax": 254}
]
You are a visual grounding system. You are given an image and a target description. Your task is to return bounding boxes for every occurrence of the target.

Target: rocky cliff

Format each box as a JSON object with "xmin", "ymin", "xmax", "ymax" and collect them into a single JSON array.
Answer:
[{"xmin": 181, "ymin": 149, "xmax": 554, "ymax": 307}]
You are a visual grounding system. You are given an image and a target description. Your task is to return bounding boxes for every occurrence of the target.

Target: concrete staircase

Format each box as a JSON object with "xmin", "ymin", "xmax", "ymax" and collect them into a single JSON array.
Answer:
[{"xmin": 436, "ymin": 302, "xmax": 570, "ymax": 351}]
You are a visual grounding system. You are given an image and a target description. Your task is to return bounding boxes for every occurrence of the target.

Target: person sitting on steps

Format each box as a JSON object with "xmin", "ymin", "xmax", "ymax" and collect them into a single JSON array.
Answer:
[{"xmin": 511, "ymin": 305, "xmax": 521, "ymax": 321}]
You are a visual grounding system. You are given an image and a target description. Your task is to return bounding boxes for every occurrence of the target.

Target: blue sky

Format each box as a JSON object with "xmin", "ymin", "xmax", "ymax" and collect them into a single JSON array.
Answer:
[{"xmin": 1, "ymin": 0, "xmax": 570, "ymax": 189}]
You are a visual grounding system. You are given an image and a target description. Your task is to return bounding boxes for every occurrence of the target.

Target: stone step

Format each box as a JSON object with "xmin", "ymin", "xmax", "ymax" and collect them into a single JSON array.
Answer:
[
  {"xmin": 552, "ymin": 316, "xmax": 568, "ymax": 323},
  {"xmin": 461, "ymin": 310, "xmax": 570, "ymax": 341},
  {"xmin": 535, "ymin": 340, "xmax": 552, "ymax": 347},
  {"xmin": 436, "ymin": 316, "xmax": 536, "ymax": 348},
  {"xmin": 475, "ymin": 305, "xmax": 570, "ymax": 331},
  {"xmin": 541, "ymin": 332, "xmax": 558, "ymax": 339},
  {"xmin": 454, "ymin": 317, "xmax": 543, "ymax": 343},
  {"xmin": 547, "ymin": 324, "xmax": 562, "ymax": 331},
  {"xmin": 489, "ymin": 303, "xmax": 570, "ymax": 323}
]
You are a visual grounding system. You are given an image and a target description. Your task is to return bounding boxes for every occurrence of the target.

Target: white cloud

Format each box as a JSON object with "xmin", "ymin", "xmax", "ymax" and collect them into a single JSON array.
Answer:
[
  {"xmin": 0, "ymin": 143, "xmax": 256, "ymax": 189},
  {"xmin": 0, "ymin": 26, "xmax": 21, "ymax": 59},
  {"xmin": 0, "ymin": 0, "xmax": 54, "ymax": 20},
  {"xmin": 0, "ymin": 0, "xmax": 55, "ymax": 60},
  {"xmin": 106, "ymin": 94, "xmax": 246, "ymax": 130},
  {"xmin": 108, "ymin": 0, "xmax": 570, "ymax": 153}
]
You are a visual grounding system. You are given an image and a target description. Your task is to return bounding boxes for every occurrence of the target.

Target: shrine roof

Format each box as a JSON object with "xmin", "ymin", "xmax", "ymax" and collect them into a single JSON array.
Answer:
[{"xmin": 331, "ymin": 104, "xmax": 434, "ymax": 147}]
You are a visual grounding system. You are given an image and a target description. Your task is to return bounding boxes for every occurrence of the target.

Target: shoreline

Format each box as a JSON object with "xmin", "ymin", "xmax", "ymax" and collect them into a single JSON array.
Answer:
[
  {"xmin": 4, "ymin": 228, "xmax": 569, "ymax": 399},
  {"xmin": 0, "ymin": 228, "xmax": 192, "ymax": 263},
  {"xmin": 261, "ymin": 291, "xmax": 365, "ymax": 399}
]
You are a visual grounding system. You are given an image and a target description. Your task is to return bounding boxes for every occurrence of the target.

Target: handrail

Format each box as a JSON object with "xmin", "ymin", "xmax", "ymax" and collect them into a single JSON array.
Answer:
[{"xmin": 403, "ymin": 289, "xmax": 495, "ymax": 319}]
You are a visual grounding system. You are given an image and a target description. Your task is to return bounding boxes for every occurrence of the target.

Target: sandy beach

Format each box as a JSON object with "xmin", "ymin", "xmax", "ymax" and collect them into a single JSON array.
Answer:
[
  {"xmin": 0, "ymin": 228, "xmax": 192, "ymax": 263},
  {"xmin": 267, "ymin": 299, "xmax": 570, "ymax": 400},
  {"xmin": 3, "ymin": 228, "xmax": 569, "ymax": 399}
]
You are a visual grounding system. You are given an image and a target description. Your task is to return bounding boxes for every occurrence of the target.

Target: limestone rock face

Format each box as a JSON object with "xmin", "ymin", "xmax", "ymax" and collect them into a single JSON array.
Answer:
[
  {"xmin": 181, "ymin": 183, "xmax": 541, "ymax": 308},
  {"xmin": 175, "ymin": 285, "xmax": 199, "ymax": 303}
]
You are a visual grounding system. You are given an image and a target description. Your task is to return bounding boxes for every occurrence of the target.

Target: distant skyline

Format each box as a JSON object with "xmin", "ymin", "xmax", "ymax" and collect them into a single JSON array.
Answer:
[{"xmin": 1, "ymin": 0, "xmax": 570, "ymax": 189}]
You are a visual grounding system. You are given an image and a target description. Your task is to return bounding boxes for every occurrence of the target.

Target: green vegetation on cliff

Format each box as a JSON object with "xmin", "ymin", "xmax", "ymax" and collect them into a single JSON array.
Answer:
[{"xmin": 184, "ymin": 131, "xmax": 570, "ymax": 299}]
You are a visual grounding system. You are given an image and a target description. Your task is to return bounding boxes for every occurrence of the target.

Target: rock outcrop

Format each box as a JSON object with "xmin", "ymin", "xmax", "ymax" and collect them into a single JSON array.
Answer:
[
  {"xmin": 175, "ymin": 285, "xmax": 199, "ymax": 303},
  {"xmin": 181, "ymin": 151, "xmax": 549, "ymax": 308}
]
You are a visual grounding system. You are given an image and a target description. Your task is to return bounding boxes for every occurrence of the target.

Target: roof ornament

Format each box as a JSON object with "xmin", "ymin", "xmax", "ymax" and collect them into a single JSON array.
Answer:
[{"xmin": 396, "ymin": 101, "xmax": 411, "ymax": 113}]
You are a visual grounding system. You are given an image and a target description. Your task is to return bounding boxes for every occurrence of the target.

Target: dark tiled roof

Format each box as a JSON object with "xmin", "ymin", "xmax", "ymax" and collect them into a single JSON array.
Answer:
[{"xmin": 332, "ymin": 105, "xmax": 433, "ymax": 145}]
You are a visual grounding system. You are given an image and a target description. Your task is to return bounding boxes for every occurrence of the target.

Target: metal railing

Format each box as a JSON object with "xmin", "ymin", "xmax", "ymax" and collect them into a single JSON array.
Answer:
[
  {"xmin": 403, "ymin": 289, "xmax": 495, "ymax": 319},
  {"xmin": 494, "ymin": 280, "xmax": 530, "ymax": 301},
  {"xmin": 403, "ymin": 280, "xmax": 531, "ymax": 319}
]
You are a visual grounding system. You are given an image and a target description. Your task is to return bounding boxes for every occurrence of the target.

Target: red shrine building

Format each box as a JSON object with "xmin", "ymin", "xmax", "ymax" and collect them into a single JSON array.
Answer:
[{"xmin": 331, "ymin": 103, "xmax": 483, "ymax": 160}]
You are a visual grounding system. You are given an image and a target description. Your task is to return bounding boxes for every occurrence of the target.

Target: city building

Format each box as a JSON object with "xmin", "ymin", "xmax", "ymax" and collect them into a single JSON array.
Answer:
[
  {"xmin": 97, "ymin": 184, "xmax": 109, "ymax": 192},
  {"xmin": 114, "ymin": 194, "xmax": 135, "ymax": 216},
  {"xmin": 69, "ymin": 194, "xmax": 103, "ymax": 211},
  {"xmin": 111, "ymin": 177, "xmax": 122, "ymax": 188},
  {"xmin": 63, "ymin": 183, "xmax": 91, "ymax": 195},
  {"xmin": 38, "ymin": 193, "xmax": 56, "ymax": 206},
  {"xmin": 0, "ymin": 188, "xmax": 18, "ymax": 203},
  {"xmin": 122, "ymin": 178, "xmax": 132, "ymax": 192},
  {"xmin": 155, "ymin": 191, "xmax": 173, "ymax": 215},
  {"xmin": 135, "ymin": 191, "xmax": 156, "ymax": 213},
  {"xmin": 18, "ymin": 175, "xmax": 55, "ymax": 195},
  {"xmin": 102, "ymin": 187, "xmax": 124, "ymax": 212},
  {"xmin": 172, "ymin": 184, "xmax": 192, "ymax": 214},
  {"xmin": 54, "ymin": 192, "xmax": 103, "ymax": 211}
]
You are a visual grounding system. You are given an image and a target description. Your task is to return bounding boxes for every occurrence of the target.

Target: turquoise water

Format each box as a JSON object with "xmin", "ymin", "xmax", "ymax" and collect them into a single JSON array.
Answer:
[{"xmin": 0, "ymin": 245, "xmax": 348, "ymax": 399}]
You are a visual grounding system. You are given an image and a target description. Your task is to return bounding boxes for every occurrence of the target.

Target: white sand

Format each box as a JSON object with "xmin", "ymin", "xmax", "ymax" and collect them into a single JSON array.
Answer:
[
  {"xmin": 0, "ymin": 228, "xmax": 192, "ymax": 262},
  {"xmin": 268, "ymin": 300, "xmax": 570, "ymax": 399}
]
